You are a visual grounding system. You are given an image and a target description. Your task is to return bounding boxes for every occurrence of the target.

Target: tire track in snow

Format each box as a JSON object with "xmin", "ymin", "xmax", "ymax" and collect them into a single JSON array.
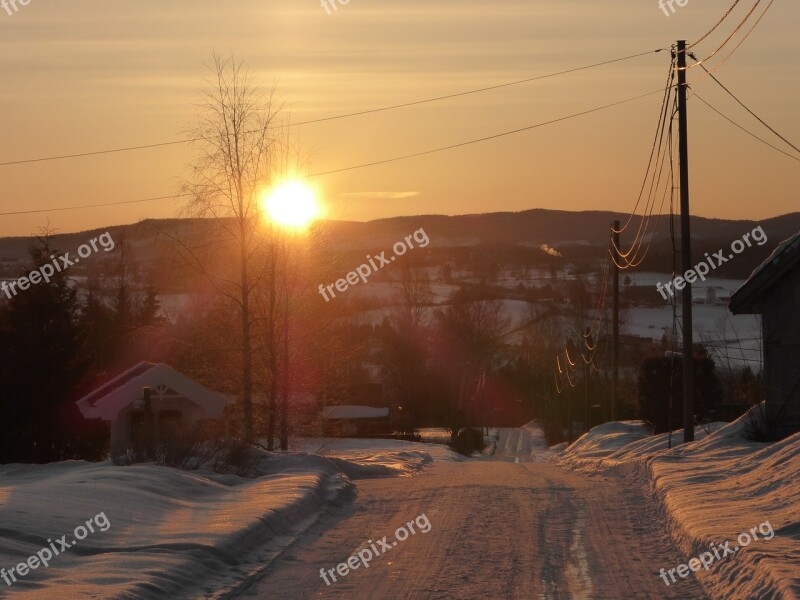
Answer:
[{"xmin": 239, "ymin": 427, "xmax": 708, "ymax": 599}]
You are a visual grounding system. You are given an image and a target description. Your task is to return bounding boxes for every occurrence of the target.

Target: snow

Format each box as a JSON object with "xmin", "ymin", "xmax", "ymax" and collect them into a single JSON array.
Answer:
[
  {"xmin": 0, "ymin": 438, "xmax": 455, "ymax": 598},
  {"xmin": 291, "ymin": 436, "xmax": 463, "ymax": 465},
  {"xmin": 625, "ymin": 305, "xmax": 762, "ymax": 370},
  {"xmin": 555, "ymin": 409, "xmax": 800, "ymax": 599},
  {"xmin": 417, "ymin": 427, "xmax": 451, "ymax": 445},
  {"xmin": 489, "ymin": 422, "xmax": 549, "ymax": 463},
  {"xmin": 245, "ymin": 423, "xmax": 708, "ymax": 599}
]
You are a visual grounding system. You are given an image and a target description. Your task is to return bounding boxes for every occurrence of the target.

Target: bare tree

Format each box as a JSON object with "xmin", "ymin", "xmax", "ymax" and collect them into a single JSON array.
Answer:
[
  {"xmin": 386, "ymin": 258, "xmax": 433, "ymax": 429},
  {"xmin": 180, "ymin": 53, "xmax": 282, "ymax": 443}
]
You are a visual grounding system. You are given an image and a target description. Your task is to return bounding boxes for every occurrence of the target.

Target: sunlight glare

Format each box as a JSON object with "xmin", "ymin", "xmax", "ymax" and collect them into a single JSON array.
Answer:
[{"xmin": 263, "ymin": 181, "xmax": 320, "ymax": 229}]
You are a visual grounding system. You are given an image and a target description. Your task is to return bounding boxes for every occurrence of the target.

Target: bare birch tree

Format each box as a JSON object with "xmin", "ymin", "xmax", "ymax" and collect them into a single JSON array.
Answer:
[{"xmin": 181, "ymin": 53, "xmax": 281, "ymax": 443}]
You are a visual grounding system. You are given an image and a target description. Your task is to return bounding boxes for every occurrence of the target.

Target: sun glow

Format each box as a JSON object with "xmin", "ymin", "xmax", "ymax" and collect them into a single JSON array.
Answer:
[{"xmin": 262, "ymin": 181, "xmax": 321, "ymax": 229}]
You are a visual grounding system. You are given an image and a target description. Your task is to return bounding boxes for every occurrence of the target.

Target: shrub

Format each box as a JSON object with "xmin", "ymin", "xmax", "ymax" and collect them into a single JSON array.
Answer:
[
  {"xmin": 450, "ymin": 427, "xmax": 484, "ymax": 456},
  {"xmin": 742, "ymin": 402, "xmax": 785, "ymax": 442},
  {"xmin": 638, "ymin": 354, "xmax": 722, "ymax": 434},
  {"xmin": 111, "ymin": 425, "xmax": 263, "ymax": 477}
]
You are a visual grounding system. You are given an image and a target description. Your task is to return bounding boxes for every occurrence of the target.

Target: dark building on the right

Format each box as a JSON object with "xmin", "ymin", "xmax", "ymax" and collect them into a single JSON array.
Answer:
[{"xmin": 730, "ymin": 231, "xmax": 800, "ymax": 439}]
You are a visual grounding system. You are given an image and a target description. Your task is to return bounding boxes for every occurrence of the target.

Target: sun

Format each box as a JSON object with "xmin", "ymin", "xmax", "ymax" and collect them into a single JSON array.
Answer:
[{"xmin": 262, "ymin": 181, "xmax": 321, "ymax": 229}]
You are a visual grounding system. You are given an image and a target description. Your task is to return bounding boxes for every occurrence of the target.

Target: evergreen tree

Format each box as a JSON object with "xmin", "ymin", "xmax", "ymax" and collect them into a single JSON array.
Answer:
[{"xmin": 0, "ymin": 237, "xmax": 91, "ymax": 463}]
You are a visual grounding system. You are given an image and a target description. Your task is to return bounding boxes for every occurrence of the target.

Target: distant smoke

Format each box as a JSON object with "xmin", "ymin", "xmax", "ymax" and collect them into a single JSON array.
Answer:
[{"xmin": 540, "ymin": 244, "xmax": 563, "ymax": 257}]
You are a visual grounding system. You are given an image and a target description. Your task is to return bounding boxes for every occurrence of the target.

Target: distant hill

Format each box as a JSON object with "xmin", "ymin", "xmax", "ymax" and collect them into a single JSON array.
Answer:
[
  {"xmin": 2, "ymin": 210, "xmax": 798, "ymax": 282},
  {"xmin": 322, "ymin": 209, "xmax": 800, "ymax": 250}
]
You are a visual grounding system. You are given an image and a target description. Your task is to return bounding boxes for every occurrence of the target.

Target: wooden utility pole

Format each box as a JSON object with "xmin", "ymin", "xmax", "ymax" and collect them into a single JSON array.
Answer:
[
  {"xmin": 677, "ymin": 40, "xmax": 695, "ymax": 443},
  {"xmin": 279, "ymin": 232, "xmax": 292, "ymax": 452},
  {"xmin": 584, "ymin": 358, "xmax": 589, "ymax": 432},
  {"xmin": 280, "ymin": 260, "xmax": 290, "ymax": 451},
  {"xmin": 566, "ymin": 353, "xmax": 573, "ymax": 444},
  {"xmin": 611, "ymin": 220, "xmax": 620, "ymax": 422}
]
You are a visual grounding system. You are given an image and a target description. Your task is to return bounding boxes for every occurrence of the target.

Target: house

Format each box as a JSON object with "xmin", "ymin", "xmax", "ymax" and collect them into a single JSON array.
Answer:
[
  {"xmin": 76, "ymin": 362, "xmax": 228, "ymax": 451},
  {"xmin": 321, "ymin": 405, "xmax": 392, "ymax": 437},
  {"xmin": 730, "ymin": 231, "xmax": 800, "ymax": 438}
]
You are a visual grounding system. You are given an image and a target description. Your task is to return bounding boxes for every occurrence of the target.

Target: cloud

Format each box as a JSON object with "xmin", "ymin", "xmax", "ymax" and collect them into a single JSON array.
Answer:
[{"xmin": 338, "ymin": 191, "xmax": 420, "ymax": 200}]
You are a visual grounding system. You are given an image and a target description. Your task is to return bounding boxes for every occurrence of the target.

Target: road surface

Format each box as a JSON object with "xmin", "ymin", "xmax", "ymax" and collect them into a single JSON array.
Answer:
[{"xmin": 236, "ymin": 428, "xmax": 708, "ymax": 599}]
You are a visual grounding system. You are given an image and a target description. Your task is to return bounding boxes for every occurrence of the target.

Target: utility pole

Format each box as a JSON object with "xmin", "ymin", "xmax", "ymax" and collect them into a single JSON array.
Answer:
[
  {"xmin": 566, "ymin": 386, "xmax": 572, "ymax": 444},
  {"xmin": 611, "ymin": 220, "xmax": 620, "ymax": 422},
  {"xmin": 676, "ymin": 40, "xmax": 695, "ymax": 443},
  {"xmin": 566, "ymin": 356, "xmax": 573, "ymax": 445},
  {"xmin": 584, "ymin": 357, "xmax": 589, "ymax": 432},
  {"xmin": 280, "ymin": 238, "xmax": 290, "ymax": 451},
  {"xmin": 280, "ymin": 290, "xmax": 289, "ymax": 450}
]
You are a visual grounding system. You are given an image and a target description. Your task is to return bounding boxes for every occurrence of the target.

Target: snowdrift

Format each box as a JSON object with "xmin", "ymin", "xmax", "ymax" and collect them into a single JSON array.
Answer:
[
  {"xmin": 0, "ymin": 440, "xmax": 448, "ymax": 598},
  {"xmin": 556, "ymin": 411, "xmax": 800, "ymax": 599}
]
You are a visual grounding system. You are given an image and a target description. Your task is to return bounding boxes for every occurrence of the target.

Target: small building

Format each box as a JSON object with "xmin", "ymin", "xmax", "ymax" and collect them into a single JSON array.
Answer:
[
  {"xmin": 76, "ymin": 362, "xmax": 228, "ymax": 451},
  {"xmin": 322, "ymin": 405, "xmax": 391, "ymax": 437},
  {"xmin": 730, "ymin": 231, "xmax": 800, "ymax": 438}
]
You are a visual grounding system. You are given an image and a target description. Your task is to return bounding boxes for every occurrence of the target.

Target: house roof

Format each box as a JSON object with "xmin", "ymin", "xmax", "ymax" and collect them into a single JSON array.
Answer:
[
  {"xmin": 76, "ymin": 362, "xmax": 227, "ymax": 421},
  {"xmin": 730, "ymin": 231, "xmax": 800, "ymax": 314},
  {"xmin": 322, "ymin": 405, "xmax": 390, "ymax": 420}
]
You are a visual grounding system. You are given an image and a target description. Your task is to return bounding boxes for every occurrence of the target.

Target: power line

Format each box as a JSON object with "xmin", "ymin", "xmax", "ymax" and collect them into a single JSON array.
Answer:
[
  {"xmin": 694, "ymin": 59, "xmax": 800, "ymax": 155},
  {"xmin": 692, "ymin": 93, "xmax": 800, "ymax": 163},
  {"xmin": 307, "ymin": 88, "xmax": 666, "ymax": 178},
  {"xmin": 0, "ymin": 49, "xmax": 664, "ymax": 169},
  {"xmin": 613, "ymin": 56, "xmax": 676, "ymax": 234},
  {"xmin": 613, "ymin": 95, "xmax": 676, "ymax": 267},
  {"xmin": 0, "ymin": 194, "xmax": 191, "ymax": 217},
  {"xmin": 0, "ymin": 87, "xmax": 667, "ymax": 217},
  {"xmin": 612, "ymin": 56, "xmax": 677, "ymax": 268},
  {"xmin": 689, "ymin": 0, "xmax": 742, "ymax": 49},
  {"xmin": 687, "ymin": 0, "xmax": 775, "ymax": 83},
  {"xmin": 679, "ymin": 0, "xmax": 764, "ymax": 70}
]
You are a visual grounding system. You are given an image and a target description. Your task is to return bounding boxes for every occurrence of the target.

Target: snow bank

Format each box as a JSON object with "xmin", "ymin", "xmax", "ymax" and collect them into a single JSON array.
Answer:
[
  {"xmin": 555, "ymin": 411, "xmax": 800, "ymax": 599},
  {"xmin": 417, "ymin": 428, "xmax": 452, "ymax": 445},
  {"xmin": 560, "ymin": 421, "xmax": 652, "ymax": 465},
  {"xmin": 291, "ymin": 436, "xmax": 464, "ymax": 465},
  {"xmin": 0, "ymin": 441, "xmax": 444, "ymax": 598}
]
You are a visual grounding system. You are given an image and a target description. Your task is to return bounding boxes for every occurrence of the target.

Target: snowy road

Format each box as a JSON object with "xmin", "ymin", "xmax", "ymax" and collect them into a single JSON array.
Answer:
[{"xmin": 236, "ymin": 428, "xmax": 708, "ymax": 599}]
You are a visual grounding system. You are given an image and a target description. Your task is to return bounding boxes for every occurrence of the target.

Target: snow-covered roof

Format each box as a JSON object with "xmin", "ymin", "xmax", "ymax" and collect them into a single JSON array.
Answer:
[
  {"xmin": 730, "ymin": 230, "xmax": 800, "ymax": 314},
  {"xmin": 76, "ymin": 362, "xmax": 227, "ymax": 421},
  {"xmin": 322, "ymin": 405, "xmax": 390, "ymax": 420}
]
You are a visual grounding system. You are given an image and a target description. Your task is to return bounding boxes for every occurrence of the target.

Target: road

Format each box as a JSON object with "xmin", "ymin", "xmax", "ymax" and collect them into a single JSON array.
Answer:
[{"xmin": 236, "ymin": 428, "xmax": 708, "ymax": 599}]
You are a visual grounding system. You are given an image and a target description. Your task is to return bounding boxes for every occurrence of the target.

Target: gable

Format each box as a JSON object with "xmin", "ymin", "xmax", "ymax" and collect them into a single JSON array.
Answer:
[{"xmin": 76, "ymin": 363, "xmax": 227, "ymax": 421}]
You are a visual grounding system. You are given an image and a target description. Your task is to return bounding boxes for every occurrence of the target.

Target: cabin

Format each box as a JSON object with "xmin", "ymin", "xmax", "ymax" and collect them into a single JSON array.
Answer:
[
  {"xmin": 730, "ymin": 231, "xmax": 800, "ymax": 438},
  {"xmin": 76, "ymin": 362, "xmax": 228, "ymax": 451}
]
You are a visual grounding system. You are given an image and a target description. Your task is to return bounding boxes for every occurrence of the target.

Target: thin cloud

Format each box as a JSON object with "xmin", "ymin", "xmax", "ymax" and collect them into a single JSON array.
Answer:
[{"xmin": 339, "ymin": 191, "xmax": 420, "ymax": 200}]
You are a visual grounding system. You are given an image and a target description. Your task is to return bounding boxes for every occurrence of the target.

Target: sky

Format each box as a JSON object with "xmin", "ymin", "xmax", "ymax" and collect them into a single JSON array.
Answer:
[{"xmin": 0, "ymin": 0, "xmax": 797, "ymax": 236}]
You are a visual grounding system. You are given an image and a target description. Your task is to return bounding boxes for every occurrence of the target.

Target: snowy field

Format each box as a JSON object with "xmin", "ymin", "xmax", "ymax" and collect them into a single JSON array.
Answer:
[{"xmin": 321, "ymin": 269, "xmax": 763, "ymax": 371}]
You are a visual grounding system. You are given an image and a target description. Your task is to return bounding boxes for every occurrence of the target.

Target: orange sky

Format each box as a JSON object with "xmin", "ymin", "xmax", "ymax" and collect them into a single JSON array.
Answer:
[{"xmin": 0, "ymin": 0, "xmax": 797, "ymax": 236}]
